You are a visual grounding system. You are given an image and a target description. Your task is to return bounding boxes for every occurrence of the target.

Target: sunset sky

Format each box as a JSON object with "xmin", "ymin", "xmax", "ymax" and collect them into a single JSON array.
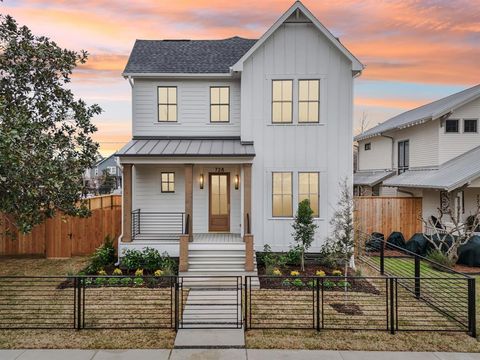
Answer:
[{"xmin": 3, "ymin": 0, "xmax": 480, "ymax": 155}]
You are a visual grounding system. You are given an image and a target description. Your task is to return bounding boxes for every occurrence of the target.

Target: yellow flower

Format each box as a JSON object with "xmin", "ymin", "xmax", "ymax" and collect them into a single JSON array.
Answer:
[
  {"xmin": 332, "ymin": 270, "xmax": 342, "ymax": 276},
  {"xmin": 135, "ymin": 269, "xmax": 144, "ymax": 277},
  {"xmin": 97, "ymin": 269, "xmax": 107, "ymax": 276},
  {"xmin": 154, "ymin": 269, "xmax": 164, "ymax": 277},
  {"xmin": 113, "ymin": 268, "xmax": 123, "ymax": 276},
  {"xmin": 272, "ymin": 268, "xmax": 282, "ymax": 276},
  {"xmin": 316, "ymin": 270, "xmax": 326, "ymax": 277},
  {"xmin": 290, "ymin": 270, "xmax": 300, "ymax": 276}
]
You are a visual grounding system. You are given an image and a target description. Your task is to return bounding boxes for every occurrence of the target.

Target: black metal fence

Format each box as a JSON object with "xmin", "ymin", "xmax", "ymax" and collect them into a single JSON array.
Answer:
[{"xmin": 357, "ymin": 232, "xmax": 476, "ymax": 337}]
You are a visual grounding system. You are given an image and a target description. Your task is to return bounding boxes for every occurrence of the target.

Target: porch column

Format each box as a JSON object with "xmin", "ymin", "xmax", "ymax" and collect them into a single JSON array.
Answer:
[
  {"xmin": 122, "ymin": 163, "xmax": 133, "ymax": 243},
  {"xmin": 243, "ymin": 163, "xmax": 254, "ymax": 272},
  {"xmin": 184, "ymin": 164, "xmax": 193, "ymax": 240},
  {"xmin": 243, "ymin": 163, "xmax": 252, "ymax": 234}
]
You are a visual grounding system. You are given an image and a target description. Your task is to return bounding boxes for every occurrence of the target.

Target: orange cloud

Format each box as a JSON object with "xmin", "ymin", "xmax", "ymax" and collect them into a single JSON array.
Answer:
[{"xmin": 355, "ymin": 97, "xmax": 428, "ymax": 110}]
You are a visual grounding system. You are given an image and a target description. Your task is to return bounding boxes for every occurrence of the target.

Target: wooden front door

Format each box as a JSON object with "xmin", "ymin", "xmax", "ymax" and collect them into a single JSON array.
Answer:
[{"xmin": 209, "ymin": 173, "xmax": 230, "ymax": 232}]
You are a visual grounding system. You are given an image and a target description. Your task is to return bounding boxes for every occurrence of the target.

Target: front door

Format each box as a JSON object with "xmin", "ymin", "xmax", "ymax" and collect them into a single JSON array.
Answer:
[{"xmin": 209, "ymin": 173, "xmax": 230, "ymax": 232}]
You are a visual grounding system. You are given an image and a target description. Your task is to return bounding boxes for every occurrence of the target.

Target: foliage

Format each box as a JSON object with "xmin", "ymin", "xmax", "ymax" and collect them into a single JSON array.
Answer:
[
  {"xmin": 285, "ymin": 245, "xmax": 302, "ymax": 265},
  {"xmin": 316, "ymin": 270, "xmax": 325, "ymax": 277},
  {"xmin": 135, "ymin": 269, "xmax": 144, "ymax": 277},
  {"xmin": 85, "ymin": 236, "xmax": 115, "ymax": 274},
  {"xmin": 113, "ymin": 268, "xmax": 123, "ymax": 276},
  {"xmin": 426, "ymin": 249, "xmax": 456, "ymax": 270},
  {"xmin": 336, "ymin": 280, "xmax": 351, "ymax": 288},
  {"xmin": 332, "ymin": 270, "xmax": 342, "ymax": 276},
  {"xmin": 133, "ymin": 277, "xmax": 144, "ymax": 287},
  {"xmin": 292, "ymin": 199, "xmax": 318, "ymax": 271},
  {"xmin": 121, "ymin": 248, "xmax": 176, "ymax": 274},
  {"xmin": 290, "ymin": 270, "xmax": 300, "ymax": 276},
  {"xmin": 108, "ymin": 277, "xmax": 120, "ymax": 286},
  {"xmin": 97, "ymin": 269, "xmax": 107, "ymax": 276},
  {"xmin": 259, "ymin": 244, "xmax": 288, "ymax": 274},
  {"xmin": 282, "ymin": 279, "xmax": 291, "ymax": 287},
  {"xmin": 0, "ymin": 15, "xmax": 101, "ymax": 233},
  {"xmin": 120, "ymin": 277, "xmax": 132, "ymax": 286},
  {"xmin": 94, "ymin": 277, "xmax": 107, "ymax": 286},
  {"xmin": 154, "ymin": 269, "xmax": 164, "ymax": 277},
  {"xmin": 422, "ymin": 202, "xmax": 480, "ymax": 264},
  {"xmin": 99, "ymin": 169, "xmax": 116, "ymax": 194},
  {"xmin": 272, "ymin": 268, "xmax": 282, "ymax": 276},
  {"xmin": 317, "ymin": 245, "xmax": 339, "ymax": 269},
  {"xmin": 290, "ymin": 278, "xmax": 304, "ymax": 287},
  {"xmin": 323, "ymin": 280, "xmax": 335, "ymax": 289}
]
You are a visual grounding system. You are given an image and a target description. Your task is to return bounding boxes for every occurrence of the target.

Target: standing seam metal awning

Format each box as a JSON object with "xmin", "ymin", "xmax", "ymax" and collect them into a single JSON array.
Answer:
[{"xmin": 116, "ymin": 138, "xmax": 255, "ymax": 157}]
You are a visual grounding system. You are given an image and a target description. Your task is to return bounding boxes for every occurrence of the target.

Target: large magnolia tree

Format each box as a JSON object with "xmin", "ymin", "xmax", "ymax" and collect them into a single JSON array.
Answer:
[{"xmin": 0, "ymin": 15, "xmax": 101, "ymax": 233}]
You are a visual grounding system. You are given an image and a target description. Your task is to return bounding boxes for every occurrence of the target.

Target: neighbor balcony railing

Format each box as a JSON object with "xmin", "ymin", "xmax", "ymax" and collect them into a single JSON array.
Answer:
[{"xmin": 131, "ymin": 209, "xmax": 186, "ymax": 240}]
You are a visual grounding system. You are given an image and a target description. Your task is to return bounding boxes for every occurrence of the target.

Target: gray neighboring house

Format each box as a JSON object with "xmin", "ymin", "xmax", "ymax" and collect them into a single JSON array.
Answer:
[
  {"xmin": 355, "ymin": 84, "xmax": 480, "ymax": 226},
  {"xmin": 83, "ymin": 154, "xmax": 122, "ymax": 194}
]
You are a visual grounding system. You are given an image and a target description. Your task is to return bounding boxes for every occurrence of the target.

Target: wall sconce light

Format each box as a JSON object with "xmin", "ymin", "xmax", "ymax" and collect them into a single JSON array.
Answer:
[
  {"xmin": 199, "ymin": 174, "xmax": 204, "ymax": 189},
  {"xmin": 234, "ymin": 174, "xmax": 239, "ymax": 190}
]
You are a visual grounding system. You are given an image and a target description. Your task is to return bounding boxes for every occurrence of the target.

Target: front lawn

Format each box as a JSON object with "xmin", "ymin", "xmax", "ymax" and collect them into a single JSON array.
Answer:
[{"xmin": 0, "ymin": 256, "xmax": 175, "ymax": 349}]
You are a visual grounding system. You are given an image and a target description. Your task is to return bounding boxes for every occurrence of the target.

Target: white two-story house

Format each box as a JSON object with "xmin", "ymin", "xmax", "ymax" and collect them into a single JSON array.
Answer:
[
  {"xmin": 116, "ymin": 1, "xmax": 363, "ymax": 275},
  {"xmin": 355, "ymin": 84, "xmax": 480, "ymax": 228}
]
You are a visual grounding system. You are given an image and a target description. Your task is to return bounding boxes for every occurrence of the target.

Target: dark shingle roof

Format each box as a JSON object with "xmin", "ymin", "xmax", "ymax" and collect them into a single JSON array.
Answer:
[{"xmin": 123, "ymin": 37, "xmax": 257, "ymax": 74}]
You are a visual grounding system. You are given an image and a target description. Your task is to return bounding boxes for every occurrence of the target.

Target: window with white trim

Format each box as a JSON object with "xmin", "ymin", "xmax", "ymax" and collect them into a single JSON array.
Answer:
[
  {"xmin": 464, "ymin": 119, "xmax": 478, "ymax": 133},
  {"xmin": 298, "ymin": 80, "xmax": 319, "ymax": 123},
  {"xmin": 158, "ymin": 87, "xmax": 177, "ymax": 122},
  {"xmin": 272, "ymin": 80, "xmax": 293, "ymax": 123},
  {"xmin": 107, "ymin": 166, "xmax": 116, "ymax": 175},
  {"xmin": 210, "ymin": 87, "xmax": 229, "ymax": 122},
  {"xmin": 272, "ymin": 172, "xmax": 293, "ymax": 217},
  {"xmin": 298, "ymin": 172, "xmax": 319, "ymax": 216}
]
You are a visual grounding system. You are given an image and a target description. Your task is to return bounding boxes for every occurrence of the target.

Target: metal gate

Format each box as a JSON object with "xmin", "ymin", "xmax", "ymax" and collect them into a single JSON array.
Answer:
[{"xmin": 176, "ymin": 276, "xmax": 243, "ymax": 329}]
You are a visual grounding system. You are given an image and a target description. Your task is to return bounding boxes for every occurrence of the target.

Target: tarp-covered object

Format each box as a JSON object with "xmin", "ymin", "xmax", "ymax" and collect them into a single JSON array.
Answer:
[
  {"xmin": 365, "ymin": 232, "xmax": 384, "ymax": 252},
  {"xmin": 405, "ymin": 233, "xmax": 429, "ymax": 256},
  {"xmin": 458, "ymin": 236, "xmax": 480, "ymax": 267},
  {"xmin": 387, "ymin": 232, "xmax": 406, "ymax": 248}
]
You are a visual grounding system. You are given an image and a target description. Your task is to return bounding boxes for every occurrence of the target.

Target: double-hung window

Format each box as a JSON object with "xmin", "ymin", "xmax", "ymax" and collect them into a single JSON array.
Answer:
[
  {"xmin": 272, "ymin": 172, "xmax": 293, "ymax": 217},
  {"xmin": 298, "ymin": 172, "xmax": 319, "ymax": 216},
  {"xmin": 464, "ymin": 119, "xmax": 478, "ymax": 133},
  {"xmin": 272, "ymin": 80, "xmax": 293, "ymax": 123},
  {"xmin": 298, "ymin": 80, "xmax": 319, "ymax": 123},
  {"xmin": 398, "ymin": 140, "xmax": 409, "ymax": 174},
  {"xmin": 158, "ymin": 87, "xmax": 177, "ymax": 122},
  {"xmin": 161, "ymin": 172, "xmax": 175, "ymax": 193},
  {"xmin": 210, "ymin": 87, "xmax": 230, "ymax": 122},
  {"xmin": 445, "ymin": 119, "xmax": 459, "ymax": 133}
]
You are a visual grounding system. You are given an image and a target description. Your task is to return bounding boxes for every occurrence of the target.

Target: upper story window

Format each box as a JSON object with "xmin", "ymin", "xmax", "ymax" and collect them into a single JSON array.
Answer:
[
  {"xmin": 464, "ymin": 119, "xmax": 478, "ymax": 133},
  {"xmin": 161, "ymin": 172, "xmax": 175, "ymax": 193},
  {"xmin": 272, "ymin": 172, "xmax": 293, "ymax": 217},
  {"xmin": 107, "ymin": 166, "xmax": 116, "ymax": 175},
  {"xmin": 298, "ymin": 80, "xmax": 319, "ymax": 123},
  {"xmin": 398, "ymin": 140, "xmax": 409, "ymax": 174},
  {"xmin": 272, "ymin": 80, "xmax": 293, "ymax": 123},
  {"xmin": 445, "ymin": 119, "xmax": 459, "ymax": 133},
  {"xmin": 364, "ymin": 143, "xmax": 371, "ymax": 151},
  {"xmin": 158, "ymin": 87, "xmax": 177, "ymax": 122},
  {"xmin": 210, "ymin": 87, "xmax": 230, "ymax": 122},
  {"xmin": 299, "ymin": 172, "xmax": 319, "ymax": 217}
]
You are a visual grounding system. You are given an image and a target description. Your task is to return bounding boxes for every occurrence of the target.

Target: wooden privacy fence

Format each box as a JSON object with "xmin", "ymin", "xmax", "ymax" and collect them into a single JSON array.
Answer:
[
  {"xmin": 354, "ymin": 196, "xmax": 423, "ymax": 240},
  {"xmin": 0, "ymin": 195, "xmax": 121, "ymax": 258}
]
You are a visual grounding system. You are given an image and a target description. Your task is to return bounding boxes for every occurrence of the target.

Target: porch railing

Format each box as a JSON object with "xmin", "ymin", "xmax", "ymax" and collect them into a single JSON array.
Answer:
[{"xmin": 132, "ymin": 209, "xmax": 186, "ymax": 240}]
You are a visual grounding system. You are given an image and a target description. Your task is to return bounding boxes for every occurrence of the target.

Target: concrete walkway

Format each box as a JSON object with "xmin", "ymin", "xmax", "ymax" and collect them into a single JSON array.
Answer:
[{"xmin": 2, "ymin": 349, "xmax": 480, "ymax": 360}]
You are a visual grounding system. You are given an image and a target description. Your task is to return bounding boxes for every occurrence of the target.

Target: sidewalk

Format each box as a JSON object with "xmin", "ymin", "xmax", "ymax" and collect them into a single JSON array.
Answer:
[{"xmin": 2, "ymin": 349, "xmax": 480, "ymax": 360}]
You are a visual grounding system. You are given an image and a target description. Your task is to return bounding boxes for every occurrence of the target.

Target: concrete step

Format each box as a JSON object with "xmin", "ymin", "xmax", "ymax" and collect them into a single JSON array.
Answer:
[{"xmin": 189, "ymin": 243, "xmax": 245, "ymax": 251}]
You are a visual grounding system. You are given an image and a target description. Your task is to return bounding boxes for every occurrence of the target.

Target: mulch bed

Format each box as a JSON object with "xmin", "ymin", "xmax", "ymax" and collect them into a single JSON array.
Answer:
[
  {"xmin": 257, "ymin": 264, "xmax": 381, "ymax": 295},
  {"xmin": 329, "ymin": 302, "xmax": 363, "ymax": 315}
]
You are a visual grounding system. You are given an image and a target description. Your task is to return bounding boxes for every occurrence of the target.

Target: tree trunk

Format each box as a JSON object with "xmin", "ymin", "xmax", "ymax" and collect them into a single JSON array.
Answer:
[{"xmin": 301, "ymin": 248, "xmax": 305, "ymax": 272}]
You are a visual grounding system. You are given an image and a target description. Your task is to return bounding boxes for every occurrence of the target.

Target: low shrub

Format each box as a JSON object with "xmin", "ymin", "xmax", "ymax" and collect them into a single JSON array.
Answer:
[
  {"xmin": 97, "ymin": 269, "xmax": 107, "ymax": 276},
  {"xmin": 95, "ymin": 277, "xmax": 108, "ymax": 286},
  {"xmin": 108, "ymin": 277, "xmax": 120, "ymax": 286},
  {"xmin": 291, "ymin": 278, "xmax": 304, "ymax": 287},
  {"xmin": 259, "ymin": 244, "xmax": 288, "ymax": 274},
  {"xmin": 285, "ymin": 246, "xmax": 302, "ymax": 265},
  {"xmin": 316, "ymin": 270, "xmax": 326, "ymax": 277},
  {"xmin": 282, "ymin": 279, "xmax": 291, "ymax": 287},
  {"xmin": 272, "ymin": 268, "xmax": 282, "ymax": 276},
  {"xmin": 121, "ymin": 248, "xmax": 177, "ymax": 274},
  {"xmin": 133, "ymin": 277, "xmax": 144, "ymax": 287},
  {"xmin": 331, "ymin": 270, "xmax": 342, "ymax": 276},
  {"xmin": 113, "ymin": 268, "xmax": 123, "ymax": 276},
  {"xmin": 336, "ymin": 280, "xmax": 351, "ymax": 288},
  {"xmin": 120, "ymin": 277, "xmax": 132, "ymax": 286},
  {"xmin": 323, "ymin": 280, "xmax": 335, "ymax": 289},
  {"xmin": 135, "ymin": 268, "xmax": 144, "ymax": 277},
  {"xmin": 122, "ymin": 249, "xmax": 144, "ymax": 270},
  {"xmin": 85, "ymin": 236, "xmax": 116, "ymax": 274},
  {"xmin": 426, "ymin": 249, "xmax": 456, "ymax": 270},
  {"xmin": 154, "ymin": 269, "xmax": 164, "ymax": 277},
  {"xmin": 290, "ymin": 270, "xmax": 300, "ymax": 276}
]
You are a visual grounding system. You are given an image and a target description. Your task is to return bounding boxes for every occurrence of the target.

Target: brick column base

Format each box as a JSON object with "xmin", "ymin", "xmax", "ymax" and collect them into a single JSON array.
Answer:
[
  {"xmin": 179, "ymin": 235, "xmax": 189, "ymax": 272},
  {"xmin": 244, "ymin": 234, "xmax": 254, "ymax": 272}
]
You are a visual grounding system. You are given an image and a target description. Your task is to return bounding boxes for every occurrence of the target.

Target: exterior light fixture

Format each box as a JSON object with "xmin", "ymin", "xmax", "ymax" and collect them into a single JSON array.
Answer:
[
  {"xmin": 199, "ymin": 174, "xmax": 204, "ymax": 189},
  {"xmin": 234, "ymin": 174, "xmax": 239, "ymax": 190}
]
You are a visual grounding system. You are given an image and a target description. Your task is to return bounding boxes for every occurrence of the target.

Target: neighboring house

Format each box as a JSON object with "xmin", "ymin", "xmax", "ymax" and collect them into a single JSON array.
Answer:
[
  {"xmin": 83, "ymin": 154, "xmax": 122, "ymax": 194},
  {"xmin": 355, "ymin": 84, "xmax": 480, "ymax": 226},
  {"xmin": 116, "ymin": 1, "xmax": 363, "ymax": 275}
]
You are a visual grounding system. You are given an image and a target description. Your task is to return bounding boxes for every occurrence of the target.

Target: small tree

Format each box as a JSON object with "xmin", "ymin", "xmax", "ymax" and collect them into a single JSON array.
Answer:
[
  {"xmin": 327, "ymin": 179, "xmax": 355, "ymax": 279},
  {"xmin": 292, "ymin": 199, "xmax": 318, "ymax": 271},
  {"xmin": 99, "ymin": 170, "xmax": 116, "ymax": 194},
  {"xmin": 422, "ymin": 200, "xmax": 480, "ymax": 265}
]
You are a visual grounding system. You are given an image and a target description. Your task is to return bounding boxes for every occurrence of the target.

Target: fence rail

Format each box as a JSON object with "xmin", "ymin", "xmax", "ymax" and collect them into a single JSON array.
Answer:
[
  {"xmin": 357, "ymin": 231, "xmax": 476, "ymax": 337},
  {"xmin": 0, "ymin": 274, "xmax": 475, "ymax": 337}
]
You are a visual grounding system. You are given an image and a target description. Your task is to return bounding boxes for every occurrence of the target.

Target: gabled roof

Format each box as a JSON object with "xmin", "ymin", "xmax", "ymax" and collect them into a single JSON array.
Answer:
[
  {"xmin": 354, "ymin": 170, "xmax": 394, "ymax": 187},
  {"xmin": 231, "ymin": 1, "xmax": 364, "ymax": 73},
  {"xmin": 116, "ymin": 137, "xmax": 255, "ymax": 158},
  {"xmin": 383, "ymin": 145, "xmax": 480, "ymax": 192},
  {"xmin": 355, "ymin": 84, "xmax": 480, "ymax": 141},
  {"xmin": 95, "ymin": 153, "xmax": 117, "ymax": 167},
  {"xmin": 123, "ymin": 37, "xmax": 257, "ymax": 75}
]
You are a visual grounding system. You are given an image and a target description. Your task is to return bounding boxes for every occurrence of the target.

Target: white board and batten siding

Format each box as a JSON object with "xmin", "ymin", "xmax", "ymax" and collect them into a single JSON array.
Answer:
[
  {"xmin": 132, "ymin": 78, "xmax": 241, "ymax": 137},
  {"xmin": 241, "ymin": 22, "xmax": 355, "ymax": 251}
]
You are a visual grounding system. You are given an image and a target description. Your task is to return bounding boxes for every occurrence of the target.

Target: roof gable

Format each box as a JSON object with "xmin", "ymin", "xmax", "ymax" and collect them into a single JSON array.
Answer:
[
  {"xmin": 231, "ymin": 1, "xmax": 364, "ymax": 73},
  {"xmin": 355, "ymin": 84, "xmax": 480, "ymax": 141}
]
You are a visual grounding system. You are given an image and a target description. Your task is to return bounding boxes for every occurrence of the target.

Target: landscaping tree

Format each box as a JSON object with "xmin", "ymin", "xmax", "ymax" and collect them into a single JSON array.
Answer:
[
  {"xmin": 422, "ymin": 197, "xmax": 480, "ymax": 266},
  {"xmin": 98, "ymin": 170, "xmax": 116, "ymax": 194},
  {"xmin": 326, "ymin": 178, "xmax": 355, "ymax": 283},
  {"xmin": 292, "ymin": 199, "xmax": 318, "ymax": 271},
  {"xmin": 0, "ymin": 15, "xmax": 101, "ymax": 233}
]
